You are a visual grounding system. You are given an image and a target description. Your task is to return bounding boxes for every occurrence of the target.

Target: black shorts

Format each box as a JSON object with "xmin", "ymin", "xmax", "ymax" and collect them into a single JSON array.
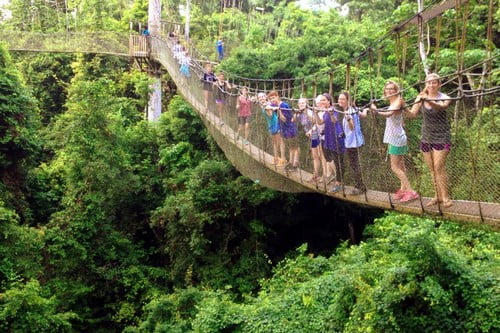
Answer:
[
  {"xmin": 203, "ymin": 82, "xmax": 213, "ymax": 91},
  {"xmin": 323, "ymin": 147, "xmax": 335, "ymax": 162},
  {"xmin": 238, "ymin": 115, "xmax": 251, "ymax": 125}
]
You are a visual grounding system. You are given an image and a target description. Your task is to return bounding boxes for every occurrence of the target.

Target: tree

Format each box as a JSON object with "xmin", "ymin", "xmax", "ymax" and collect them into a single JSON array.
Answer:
[
  {"xmin": 0, "ymin": 280, "xmax": 77, "ymax": 333},
  {"xmin": 134, "ymin": 214, "xmax": 499, "ymax": 333},
  {"xmin": 338, "ymin": 0, "xmax": 404, "ymax": 21},
  {"xmin": 0, "ymin": 43, "xmax": 41, "ymax": 220}
]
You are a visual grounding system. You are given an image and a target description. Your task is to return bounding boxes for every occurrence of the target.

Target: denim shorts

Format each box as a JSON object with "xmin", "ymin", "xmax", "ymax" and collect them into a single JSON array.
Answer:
[{"xmin": 311, "ymin": 138, "xmax": 320, "ymax": 148}]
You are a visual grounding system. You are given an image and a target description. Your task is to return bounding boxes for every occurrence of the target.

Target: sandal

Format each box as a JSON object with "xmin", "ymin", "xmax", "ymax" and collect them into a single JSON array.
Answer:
[
  {"xmin": 400, "ymin": 191, "xmax": 419, "ymax": 203},
  {"xmin": 441, "ymin": 199, "xmax": 453, "ymax": 208},
  {"xmin": 329, "ymin": 185, "xmax": 343, "ymax": 193},
  {"xmin": 308, "ymin": 176, "xmax": 319, "ymax": 183},
  {"xmin": 326, "ymin": 175, "xmax": 336, "ymax": 185},
  {"xmin": 392, "ymin": 189, "xmax": 405, "ymax": 201},
  {"xmin": 426, "ymin": 197, "xmax": 439, "ymax": 207}
]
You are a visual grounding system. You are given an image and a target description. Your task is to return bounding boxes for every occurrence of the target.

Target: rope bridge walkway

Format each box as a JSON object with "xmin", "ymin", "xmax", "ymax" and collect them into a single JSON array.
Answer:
[
  {"xmin": 148, "ymin": 35, "xmax": 499, "ymax": 228},
  {"xmin": 1, "ymin": 1, "xmax": 498, "ymax": 227},
  {"xmin": 0, "ymin": 30, "xmax": 130, "ymax": 56}
]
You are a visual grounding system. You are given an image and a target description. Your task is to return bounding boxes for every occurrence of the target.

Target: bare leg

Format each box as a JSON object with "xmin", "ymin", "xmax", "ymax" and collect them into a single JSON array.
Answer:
[
  {"xmin": 204, "ymin": 90, "xmax": 209, "ymax": 108},
  {"xmin": 236, "ymin": 123, "xmax": 242, "ymax": 138},
  {"xmin": 422, "ymin": 150, "xmax": 450, "ymax": 205},
  {"xmin": 432, "ymin": 149, "xmax": 451, "ymax": 204},
  {"xmin": 279, "ymin": 136, "xmax": 286, "ymax": 162},
  {"xmin": 390, "ymin": 154, "xmax": 412, "ymax": 191},
  {"xmin": 311, "ymin": 146, "xmax": 321, "ymax": 178},
  {"xmin": 346, "ymin": 148, "xmax": 365, "ymax": 191},
  {"xmin": 244, "ymin": 122, "xmax": 250, "ymax": 141},
  {"xmin": 288, "ymin": 147, "xmax": 299, "ymax": 168},
  {"xmin": 319, "ymin": 144, "xmax": 328, "ymax": 178},
  {"xmin": 272, "ymin": 134, "xmax": 279, "ymax": 162},
  {"xmin": 217, "ymin": 103, "xmax": 223, "ymax": 122},
  {"xmin": 327, "ymin": 161, "xmax": 336, "ymax": 180},
  {"xmin": 422, "ymin": 152, "xmax": 437, "ymax": 204},
  {"xmin": 293, "ymin": 147, "xmax": 300, "ymax": 167}
]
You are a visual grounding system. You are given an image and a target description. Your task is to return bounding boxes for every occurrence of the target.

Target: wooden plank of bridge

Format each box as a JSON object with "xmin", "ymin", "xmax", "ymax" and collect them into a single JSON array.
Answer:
[{"xmin": 393, "ymin": 0, "xmax": 469, "ymax": 32}]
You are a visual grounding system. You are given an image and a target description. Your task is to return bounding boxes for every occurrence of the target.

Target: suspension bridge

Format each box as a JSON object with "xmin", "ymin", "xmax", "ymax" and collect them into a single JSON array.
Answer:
[{"xmin": 1, "ymin": 1, "xmax": 498, "ymax": 228}]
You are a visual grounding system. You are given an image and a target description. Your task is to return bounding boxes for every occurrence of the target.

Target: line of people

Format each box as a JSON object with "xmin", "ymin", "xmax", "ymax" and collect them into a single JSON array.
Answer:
[{"xmin": 200, "ymin": 66, "xmax": 453, "ymax": 207}]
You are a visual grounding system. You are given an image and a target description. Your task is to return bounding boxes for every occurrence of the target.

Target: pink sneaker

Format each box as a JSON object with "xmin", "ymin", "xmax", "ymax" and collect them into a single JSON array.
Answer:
[
  {"xmin": 400, "ymin": 191, "xmax": 419, "ymax": 203},
  {"xmin": 392, "ymin": 189, "xmax": 405, "ymax": 200}
]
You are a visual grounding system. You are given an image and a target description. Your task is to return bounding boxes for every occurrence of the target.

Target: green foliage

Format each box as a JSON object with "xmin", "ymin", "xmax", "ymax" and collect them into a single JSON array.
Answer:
[
  {"xmin": 125, "ymin": 288, "xmax": 206, "ymax": 333},
  {"xmin": 0, "ymin": 202, "xmax": 44, "ymax": 288},
  {"xmin": 14, "ymin": 53, "xmax": 74, "ymax": 125},
  {"xmin": 218, "ymin": 4, "xmax": 387, "ymax": 89},
  {"xmin": 0, "ymin": 44, "xmax": 40, "ymax": 171},
  {"xmin": 0, "ymin": 280, "xmax": 77, "ymax": 333},
  {"xmin": 157, "ymin": 95, "xmax": 209, "ymax": 150},
  {"xmin": 338, "ymin": 0, "xmax": 405, "ymax": 22},
  {"xmin": 28, "ymin": 60, "xmax": 168, "ymax": 330},
  {"xmin": 4, "ymin": 0, "xmax": 130, "ymax": 32},
  {"xmin": 0, "ymin": 43, "xmax": 41, "ymax": 221},
  {"xmin": 448, "ymin": 105, "xmax": 500, "ymax": 202},
  {"xmin": 146, "ymin": 214, "xmax": 499, "ymax": 333},
  {"xmin": 121, "ymin": 0, "xmax": 149, "ymax": 28},
  {"xmin": 151, "ymin": 159, "xmax": 276, "ymax": 291},
  {"xmin": 1, "ymin": 2, "xmax": 498, "ymax": 332}
]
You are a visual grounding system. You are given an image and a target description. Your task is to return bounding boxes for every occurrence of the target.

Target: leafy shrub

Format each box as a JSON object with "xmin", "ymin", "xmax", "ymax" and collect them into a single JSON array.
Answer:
[{"xmin": 141, "ymin": 213, "xmax": 499, "ymax": 333}]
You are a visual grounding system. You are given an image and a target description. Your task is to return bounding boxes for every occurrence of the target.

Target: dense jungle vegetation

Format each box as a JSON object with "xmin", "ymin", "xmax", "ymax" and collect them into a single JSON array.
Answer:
[{"xmin": 0, "ymin": 0, "xmax": 498, "ymax": 332}]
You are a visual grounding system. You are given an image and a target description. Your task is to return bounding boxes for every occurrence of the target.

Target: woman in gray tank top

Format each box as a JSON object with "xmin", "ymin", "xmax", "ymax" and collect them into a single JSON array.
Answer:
[{"xmin": 408, "ymin": 73, "xmax": 453, "ymax": 208}]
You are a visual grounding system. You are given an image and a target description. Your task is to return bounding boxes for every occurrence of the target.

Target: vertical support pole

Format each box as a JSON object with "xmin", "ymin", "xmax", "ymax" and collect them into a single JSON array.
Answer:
[
  {"xmin": 147, "ymin": 0, "xmax": 162, "ymax": 121},
  {"xmin": 148, "ymin": 0, "xmax": 161, "ymax": 37},
  {"xmin": 312, "ymin": 79, "xmax": 317, "ymax": 99},
  {"xmin": 329, "ymin": 72, "xmax": 333, "ymax": 96},
  {"xmin": 148, "ymin": 75, "xmax": 162, "ymax": 120},
  {"xmin": 377, "ymin": 49, "xmax": 382, "ymax": 79},
  {"xmin": 417, "ymin": 0, "xmax": 429, "ymax": 75},
  {"xmin": 345, "ymin": 64, "xmax": 351, "ymax": 91}
]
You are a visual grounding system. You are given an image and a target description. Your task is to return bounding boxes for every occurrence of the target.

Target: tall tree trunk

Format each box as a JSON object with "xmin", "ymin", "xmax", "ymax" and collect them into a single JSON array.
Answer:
[{"xmin": 417, "ymin": 0, "xmax": 429, "ymax": 75}]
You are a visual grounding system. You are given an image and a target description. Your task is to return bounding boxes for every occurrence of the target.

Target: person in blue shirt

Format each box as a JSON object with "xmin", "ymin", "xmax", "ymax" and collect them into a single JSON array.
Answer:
[
  {"xmin": 339, "ymin": 91, "xmax": 368, "ymax": 195},
  {"xmin": 269, "ymin": 91, "xmax": 298, "ymax": 170},
  {"xmin": 259, "ymin": 92, "xmax": 285, "ymax": 167},
  {"xmin": 216, "ymin": 38, "xmax": 224, "ymax": 60},
  {"xmin": 141, "ymin": 26, "xmax": 151, "ymax": 54}
]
